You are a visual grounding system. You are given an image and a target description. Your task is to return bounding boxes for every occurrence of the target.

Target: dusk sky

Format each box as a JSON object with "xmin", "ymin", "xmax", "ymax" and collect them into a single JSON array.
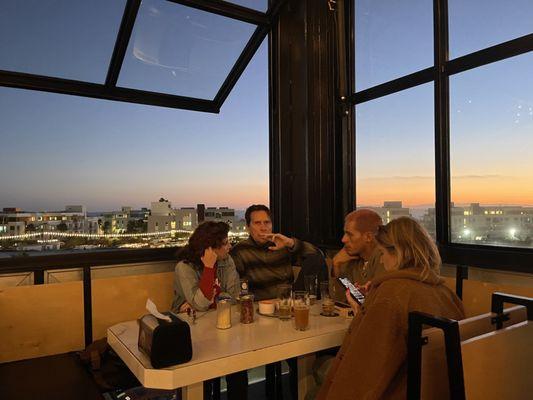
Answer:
[
  {"xmin": 0, "ymin": 0, "xmax": 269, "ymax": 212},
  {"xmin": 355, "ymin": 0, "xmax": 533, "ymax": 208},
  {"xmin": 0, "ymin": 0, "xmax": 532, "ymax": 212}
]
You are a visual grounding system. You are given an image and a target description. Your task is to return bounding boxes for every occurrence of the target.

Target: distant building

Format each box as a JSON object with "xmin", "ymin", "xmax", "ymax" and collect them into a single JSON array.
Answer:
[
  {"xmin": 204, "ymin": 207, "xmax": 236, "ymax": 228},
  {"xmin": 362, "ymin": 201, "xmax": 411, "ymax": 224},
  {"xmin": 0, "ymin": 205, "xmax": 96, "ymax": 236},
  {"xmin": 197, "ymin": 204, "xmax": 206, "ymax": 224},
  {"xmin": 422, "ymin": 203, "xmax": 533, "ymax": 243},
  {"xmin": 151, "ymin": 200, "xmax": 173, "ymax": 216},
  {"xmin": 176, "ymin": 207, "xmax": 197, "ymax": 230},
  {"xmin": 101, "ymin": 206, "xmax": 149, "ymax": 234},
  {"xmin": 146, "ymin": 201, "xmax": 237, "ymax": 233},
  {"xmin": 147, "ymin": 200, "xmax": 175, "ymax": 233}
]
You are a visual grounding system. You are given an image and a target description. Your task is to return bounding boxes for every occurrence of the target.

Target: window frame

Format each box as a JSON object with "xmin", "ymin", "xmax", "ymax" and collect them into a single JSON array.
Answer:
[
  {"xmin": 0, "ymin": 0, "xmax": 282, "ymax": 113},
  {"xmin": 349, "ymin": 0, "xmax": 533, "ymax": 272},
  {"xmin": 0, "ymin": 0, "xmax": 285, "ymax": 271}
]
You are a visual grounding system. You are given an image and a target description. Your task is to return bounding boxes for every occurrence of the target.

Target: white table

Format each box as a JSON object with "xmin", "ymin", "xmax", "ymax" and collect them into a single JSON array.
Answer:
[{"xmin": 107, "ymin": 304, "xmax": 351, "ymax": 400}]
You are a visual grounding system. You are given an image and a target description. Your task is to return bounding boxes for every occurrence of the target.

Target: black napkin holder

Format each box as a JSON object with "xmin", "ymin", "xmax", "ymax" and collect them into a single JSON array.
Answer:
[{"xmin": 138, "ymin": 312, "xmax": 192, "ymax": 368}]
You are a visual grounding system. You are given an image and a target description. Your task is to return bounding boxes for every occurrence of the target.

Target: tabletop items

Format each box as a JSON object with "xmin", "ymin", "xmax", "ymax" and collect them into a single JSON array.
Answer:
[
  {"xmin": 216, "ymin": 296, "xmax": 232, "ymax": 329},
  {"xmin": 211, "ymin": 279, "xmax": 352, "ymax": 332},
  {"xmin": 239, "ymin": 294, "xmax": 255, "ymax": 324},
  {"xmin": 137, "ymin": 312, "xmax": 192, "ymax": 368}
]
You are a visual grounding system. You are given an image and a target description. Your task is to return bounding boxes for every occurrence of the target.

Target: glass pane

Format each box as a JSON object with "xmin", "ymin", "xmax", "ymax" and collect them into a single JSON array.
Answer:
[
  {"xmin": 118, "ymin": 0, "xmax": 256, "ymax": 100},
  {"xmin": 450, "ymin": 53, "xmax": 533, "ymax": 248},
  {"xmin": 0, "ymin": 0, "xmax": 125, "ymax": 83},
  {"xmin": 356, "ymin": 83, "xmax": 435, "ymax": 237},
  {"xmin": 0, "ymin": 40, "xmax": 269, "ymax": 255},
  {"xmin": 449, "ymin": 0, "xmax": 533, "ymax": 59},
  {"xmin": 355, "ymin": 0, "xmax": 433, "ymax": 91},
  {"xmin": 223, "ymin": 0, "xmax": 268, "ymax": 12}
]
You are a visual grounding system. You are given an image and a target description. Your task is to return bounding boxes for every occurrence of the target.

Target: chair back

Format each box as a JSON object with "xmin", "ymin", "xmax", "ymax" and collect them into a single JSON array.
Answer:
[{"xmin": 420, "ymin": 305, "xmax": 527, "ymax": 400}]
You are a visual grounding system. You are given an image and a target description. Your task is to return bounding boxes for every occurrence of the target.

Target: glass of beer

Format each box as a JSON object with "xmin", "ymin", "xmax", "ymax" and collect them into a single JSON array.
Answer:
[
  {"xmin": 277, "ymin": 284, "xmax": 292, "ymax": 320},
  {"xmin": 320, "ymin": 282, "xmax": 335, "ymax": 316},
  {"xmin": 293, "ymin": 291, "xmax": 310, "ymax": 330},
  {"xmin": 304, "ymin": 275, "xmax": 318, "ymax": 305}
]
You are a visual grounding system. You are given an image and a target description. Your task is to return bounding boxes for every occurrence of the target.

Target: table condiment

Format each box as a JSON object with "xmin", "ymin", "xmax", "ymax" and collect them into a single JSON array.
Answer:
[
  {"xmin": 240, "ymin": 294, "xmax": 254, "ymax": 324},
  {"xmin": 216, "ymin": 298, "xmax": 232, "ymax": 329}
]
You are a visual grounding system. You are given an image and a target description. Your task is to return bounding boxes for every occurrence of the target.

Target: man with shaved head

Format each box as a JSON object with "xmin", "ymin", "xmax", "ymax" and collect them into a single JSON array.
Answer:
[
  {"xmin": 308, "ymin": 209, "xmax": 386, "ymax": 396},
  {"xmin": 332, "ymin": 209, "xmax": 385, "ymax": 294}
]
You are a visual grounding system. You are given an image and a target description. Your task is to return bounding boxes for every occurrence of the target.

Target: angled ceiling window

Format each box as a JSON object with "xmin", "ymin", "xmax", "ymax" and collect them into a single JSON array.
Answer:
[
  {"xmin": 0, "ymin": 0, "xmax": 276, "ymax": 112},
  {"xmin": 0, "ymin": 0, "xmax": 125, "ymax": 83},
  {"xmin": 223, "ymin": 0, "xmax": 268, "ymax": 12},
  {"xmin": 118, "ymin": 0, "xmax": 256, "ymax": 100}
]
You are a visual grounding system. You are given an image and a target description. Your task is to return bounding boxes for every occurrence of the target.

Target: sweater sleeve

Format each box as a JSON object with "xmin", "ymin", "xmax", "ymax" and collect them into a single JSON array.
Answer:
[
  {"xmin": 289, "ymin": 238, "xmax": 319, "ymax": 263},
  {"xmin": 322, "ymin": 297, "xmax": 406, "ymax": 400},
  {"xmin": 230, "ymin": 247, "xmax": 246, "ymax": 276},
  {"xmin": 220, "ymin": 255, "xmax": 241, "ymax": 299},
  {"xmin": 175, "ymin": 261, "xmax": 213, "ymax": 311},
  {"xmin": 198, "ymin": 267, "xmax": 216, "ymax": 300}
]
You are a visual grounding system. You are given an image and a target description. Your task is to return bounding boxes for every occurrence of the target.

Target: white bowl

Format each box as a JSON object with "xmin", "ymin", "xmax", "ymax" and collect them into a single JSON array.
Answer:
[{"xmin": 258, "ymin": 300, "xmax": 276, "ymax": 315}]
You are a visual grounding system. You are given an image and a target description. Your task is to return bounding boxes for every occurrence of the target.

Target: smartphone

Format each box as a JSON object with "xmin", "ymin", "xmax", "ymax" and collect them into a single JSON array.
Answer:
[{"xmin": 337, "ymin": 277, "xmax": 365, "ymax": 305}]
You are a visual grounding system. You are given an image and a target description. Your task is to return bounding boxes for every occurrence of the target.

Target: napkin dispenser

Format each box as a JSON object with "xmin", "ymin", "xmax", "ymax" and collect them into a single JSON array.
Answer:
[{"xmin": 138, "ymin": 312, "xmax": 192, "ymax": 368}]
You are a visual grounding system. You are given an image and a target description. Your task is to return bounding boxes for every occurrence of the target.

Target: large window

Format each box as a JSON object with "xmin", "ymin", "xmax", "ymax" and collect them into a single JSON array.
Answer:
[
  {"xmin": 450, "ymin": 53, "xmax": 533, "ymax": 248},
  {"xmin": 0, "ymin": 1, "xmax": 272, "ymax": 261},
  {"xmin": 353, "ymin": 0, "xmax": 533, "ymax": 268},
  {"xmin": 0, "ymin": 39, "xmax": 269, "ymax": 257},
  {"xmin": 0, "ymin": 0, "xmax": 125, "ymax": 82},
  {"xmin": 356, "ymin": 84, "xmax": 436, "ymax": 236},
  {"xmin": 448, "ymin": 0, "xmax": 533, "ymax": 58},
  {"xmin": 355, "ymin": 0, "xmax": 433, "ymax": 91},
  {"xmin": 118, "ymin": 0, "xmax": 257, "ymax": 99}
]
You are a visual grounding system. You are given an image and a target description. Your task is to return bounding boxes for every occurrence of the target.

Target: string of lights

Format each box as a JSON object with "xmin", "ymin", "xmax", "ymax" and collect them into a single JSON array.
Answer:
[{"xmin": 0, "ymin": 230, "xmax": 248, "ymax": 241}]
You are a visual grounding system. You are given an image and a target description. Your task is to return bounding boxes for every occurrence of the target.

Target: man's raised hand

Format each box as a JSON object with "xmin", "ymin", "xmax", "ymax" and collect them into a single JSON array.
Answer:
[{"xmin": 264, "ymin": 233, "xmax": 295, "ymax": 251}]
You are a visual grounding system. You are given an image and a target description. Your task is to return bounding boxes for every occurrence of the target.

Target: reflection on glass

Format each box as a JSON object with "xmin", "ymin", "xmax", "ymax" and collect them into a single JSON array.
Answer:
[
  {"xmin": 450, "ymin": 53, "xmax": 533, "ymax": 248},
  {"xmin": 356, "ymin": 83, "xmax": 435, "ymax": 237},
  {"xmin": 449, "ymin": 0, "xmax": 533, "ymax": 59},
  {"xmin": 0, "ymin": 0, "xmax": 125, "ymax": 82},
  {"xmin": 355, "ymin": 0, "xmax": 433, "ymax": 91},
  {"xmin": 118, "ymin": 0, "xmax": 256, "ymax": 99}
]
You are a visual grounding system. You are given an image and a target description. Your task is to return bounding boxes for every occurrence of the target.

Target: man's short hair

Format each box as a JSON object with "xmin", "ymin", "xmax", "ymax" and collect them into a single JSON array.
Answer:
[
  {"xmin": 245, "ymin": 204, "xmax": 271, "ymax": 226},
  {"xmin": 345, "ymin": 209, "xmax": 382, "ymax": 235}
]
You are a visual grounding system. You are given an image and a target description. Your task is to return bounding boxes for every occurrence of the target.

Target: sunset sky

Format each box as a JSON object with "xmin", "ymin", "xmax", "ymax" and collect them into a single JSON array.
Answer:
[
  {"xmin": 0, "ymin": 0, "xmax": 531, "ymax": 212},
  {"xmin": 355, "ymin": 0, "xmax": 533, "ymax": 208},
  {"xmin": 0, "ymin": 0, "xmax": 269, "ymax": 212}
]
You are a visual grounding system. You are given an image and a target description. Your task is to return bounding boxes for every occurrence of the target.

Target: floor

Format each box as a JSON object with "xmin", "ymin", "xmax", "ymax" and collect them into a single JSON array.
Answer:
[{"xmin": 0, "ymin": 354, "xmax": 294, "ymax": 400}]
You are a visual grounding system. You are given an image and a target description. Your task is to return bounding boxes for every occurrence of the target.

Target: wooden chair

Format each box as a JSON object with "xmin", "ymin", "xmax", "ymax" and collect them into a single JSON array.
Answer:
[
  {"xmin": 408, "ymin": 292, "xmax": 533, "ymax": 400},
  {"xmin": 417, "ymin": 305, "xmax": 527, "ymax": 400}
]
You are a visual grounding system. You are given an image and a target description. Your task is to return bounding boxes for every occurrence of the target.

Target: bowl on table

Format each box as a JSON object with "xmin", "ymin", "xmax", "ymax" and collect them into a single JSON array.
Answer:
[{"xmin": 258, "ymin": 300, "xmax": 276, "ymax": 316}]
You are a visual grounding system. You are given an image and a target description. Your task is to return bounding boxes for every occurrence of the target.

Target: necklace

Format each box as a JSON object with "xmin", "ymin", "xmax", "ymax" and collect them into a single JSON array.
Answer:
[{"xmin": 361, "ymin": 260, "xmax": 369, "ymax": 279}]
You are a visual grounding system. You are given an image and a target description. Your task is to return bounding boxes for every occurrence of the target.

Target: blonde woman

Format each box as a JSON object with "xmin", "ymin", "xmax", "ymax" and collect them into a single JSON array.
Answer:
[{"xmin": 316, "ymin": 217, "xmax": 465, "ymax": 400}]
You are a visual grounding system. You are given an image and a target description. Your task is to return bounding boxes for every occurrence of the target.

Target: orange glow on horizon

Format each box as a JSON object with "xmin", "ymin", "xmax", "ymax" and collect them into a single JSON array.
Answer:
[{"xmin": 357, "ymin": 175, "xmax": 533, "ymax": 207}]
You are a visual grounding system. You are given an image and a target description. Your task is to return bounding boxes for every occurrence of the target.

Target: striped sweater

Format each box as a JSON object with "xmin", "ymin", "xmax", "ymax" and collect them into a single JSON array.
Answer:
[{"xmin": 230, "ymin": 236, "xmax": 319, "ymax": 300}]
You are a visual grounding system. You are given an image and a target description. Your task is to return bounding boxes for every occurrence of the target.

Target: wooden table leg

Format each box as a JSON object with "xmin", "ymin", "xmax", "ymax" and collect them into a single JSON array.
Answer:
[
  {"xmin": 182, "ymin": 381, "xmax": 204, "ymax": 400},
  {"xmin": 297, "ymin": 353, "xmax": 316, "ymax": 400}
]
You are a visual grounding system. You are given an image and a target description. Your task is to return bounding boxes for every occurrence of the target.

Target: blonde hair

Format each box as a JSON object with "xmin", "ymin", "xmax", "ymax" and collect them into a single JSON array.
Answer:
[{"xmin": 375, "ymin": 217, "xmax": 441, "ymax": 281}]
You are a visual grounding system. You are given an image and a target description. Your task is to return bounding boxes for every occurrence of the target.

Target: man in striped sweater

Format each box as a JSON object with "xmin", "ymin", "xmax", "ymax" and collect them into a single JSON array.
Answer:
[
  {"xmin": 231, "ymin": 204, "xmax": 320, "ymax": 301},
  {"xmin": 231, "ymin": 204, "xmax": 322, "ymax": 399}
]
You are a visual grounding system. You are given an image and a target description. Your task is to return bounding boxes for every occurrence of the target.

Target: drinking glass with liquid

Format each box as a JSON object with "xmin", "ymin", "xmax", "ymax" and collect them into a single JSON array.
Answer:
[
  {"xmin": 320, "ymin": 281, "xmax": 335, "ymax": 316},
  {"xmin": 293, "ymin": 291, "xmax": 310, "ymax": 331},
  {"xmin": 277, "ymin": 284, "xmax": 292, "ymax": 320},
  {"xmin": 304, "ymin": 275, "xmax": 318, "ymax": 305}
]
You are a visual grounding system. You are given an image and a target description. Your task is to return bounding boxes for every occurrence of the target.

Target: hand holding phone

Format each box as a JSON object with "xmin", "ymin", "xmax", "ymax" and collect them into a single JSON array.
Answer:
[{"xmin": 338, "ymin": 277, "xmax": 365, "ymax": 305}]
